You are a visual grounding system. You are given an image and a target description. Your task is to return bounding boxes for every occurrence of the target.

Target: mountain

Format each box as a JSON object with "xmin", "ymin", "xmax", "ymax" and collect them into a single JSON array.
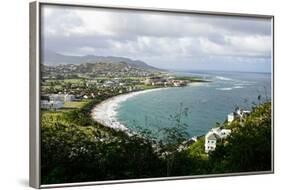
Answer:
[
  {"xmin": 42, "ymin": 50, "xmax": 159, "ymax": 70},
  {"xmin": 42, "ymin": 62, "xmax": 164, "ymax": 79}
]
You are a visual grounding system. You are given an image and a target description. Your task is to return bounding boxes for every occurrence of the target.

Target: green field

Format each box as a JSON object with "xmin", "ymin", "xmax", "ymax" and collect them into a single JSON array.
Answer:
[{"xmin": 63, "ymin": 100, "xmax": 90, "ymax": 109}]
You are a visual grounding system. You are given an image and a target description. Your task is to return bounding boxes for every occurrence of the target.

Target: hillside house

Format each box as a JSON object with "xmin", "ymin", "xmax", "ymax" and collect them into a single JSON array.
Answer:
[
  {"xmin": 205, "ymin": 127, "xmax": 231, "ymax": 153},
  {"xmin": 227, "ymin": 108, "xmax": 251, "ymax": 123}
]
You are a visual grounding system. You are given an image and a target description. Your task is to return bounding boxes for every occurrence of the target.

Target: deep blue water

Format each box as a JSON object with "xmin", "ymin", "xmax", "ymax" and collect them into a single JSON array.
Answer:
[{"xmin": 116, "ymin": 71, "xmax": 272, "ymax": 138}]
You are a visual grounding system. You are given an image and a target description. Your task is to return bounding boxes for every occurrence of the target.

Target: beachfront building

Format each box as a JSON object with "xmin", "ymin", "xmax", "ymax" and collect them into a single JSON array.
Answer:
[
  {"xmin": 144, "ymin": 77, "xmax": 189, "ymax": 87},
  {"xmin": 227, "ymin": 108, "xmax": 251, "ymax": 123},
  {"xmin": 204, "ymin": 127, "xmax": 231, "ymax": 153},
  {"xmin": 144, "ymin": 77, "xmax": 166, "ymax": 86},
  {"xmin": 172, "ymin": 80, "xmax": 188, "ymax": 87},
  {"xmin": 41, "ymin": 100, "xmax": 64, "ymax": 110}
]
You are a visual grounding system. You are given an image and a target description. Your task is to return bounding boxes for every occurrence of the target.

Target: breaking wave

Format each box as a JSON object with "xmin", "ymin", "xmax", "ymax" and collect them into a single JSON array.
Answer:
[
  {"xmin": 215, "ymin": 76, "xmax": 233, "ymax": 81},
  {"xmin": 216, "ymin": 87, "xmax": 233, "ymax": 91}
]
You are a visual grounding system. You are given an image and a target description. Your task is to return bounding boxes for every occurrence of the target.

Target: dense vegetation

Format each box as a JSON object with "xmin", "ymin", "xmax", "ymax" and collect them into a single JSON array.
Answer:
[
  {"xmin": 41, "ymin": 101, "xmax": 272, "ymax": 184},
  {"xmin": 208, "ymin": 102, "xmax": 272, "ymax": 173}
]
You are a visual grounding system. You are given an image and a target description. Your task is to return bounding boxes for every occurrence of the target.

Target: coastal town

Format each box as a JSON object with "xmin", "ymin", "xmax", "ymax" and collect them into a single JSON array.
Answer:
[{"xmin": 40, "ymin": 75, "xmax": 193, "ymax": 110}]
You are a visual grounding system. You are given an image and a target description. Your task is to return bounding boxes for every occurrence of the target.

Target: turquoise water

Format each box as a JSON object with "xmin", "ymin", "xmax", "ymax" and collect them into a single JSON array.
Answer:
[{"xmin": 116, "ymin": 71, "xmax": 272, "ymax": 138}]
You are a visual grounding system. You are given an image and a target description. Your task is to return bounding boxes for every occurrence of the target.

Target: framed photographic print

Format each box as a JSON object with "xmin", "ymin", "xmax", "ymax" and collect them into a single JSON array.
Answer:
[{"xmin": 29, "ymin": 1, "xmax": 274, "ymax": 188}]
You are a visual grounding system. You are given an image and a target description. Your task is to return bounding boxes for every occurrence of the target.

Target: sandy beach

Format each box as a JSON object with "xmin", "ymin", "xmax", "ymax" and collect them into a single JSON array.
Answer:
[{"xmin": 91, "ymin": 88, "xmax": 165, "ymax": 131}]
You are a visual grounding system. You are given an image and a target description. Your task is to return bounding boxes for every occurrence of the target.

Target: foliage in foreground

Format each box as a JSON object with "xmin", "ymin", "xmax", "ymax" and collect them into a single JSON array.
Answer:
[
  {"xmin": 41, "ymin": 101, "xmax": 272, "ymax": 184},
  {"xmin": 208, "ymin": 102, "xmax": 272, "ymax": 173}
]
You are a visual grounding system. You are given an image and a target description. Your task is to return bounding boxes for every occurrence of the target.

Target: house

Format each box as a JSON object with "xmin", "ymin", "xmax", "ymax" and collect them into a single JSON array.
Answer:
[
  {"xmin": 204, "ymin": 127, "xmax": 231, "ymax": 153},
  {"xmin": 64, "ymin": 94, "xmax": 75, "ymax": 102},
  {"xmin": 41, "ymin": 100, "xmax": 63, "ymax": 110},
  {"xmin": 227, "ymin": 112, "xmax": 236, "ymax": 123},
  {"xmin": 103, "ymin": 80, "xmax": 115, "ymax": 87},
  {"xmin": 227, "ymin": 108, "xmax": 251, "ymax": 123},
  {"xmin": 205, "ymin": 132, "xmax": 220, "ymax": 153},
  {"xmin": 219, "ymin": 129, "xmax": 231, "ymax": 139}
]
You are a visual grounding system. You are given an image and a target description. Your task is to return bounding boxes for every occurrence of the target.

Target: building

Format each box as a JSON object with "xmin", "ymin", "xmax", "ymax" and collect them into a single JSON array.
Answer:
[
  {"xmin": 103, "ymin": 80, "xmax": 115, "ymax": 87},
  {"xmin": 144, "ymin": 77, "xmax": 165, "ymax": 85},
  {"xmin": 227, "ymin": 108, "xmax": 251, "ymax": 123},
  {"xmin": 172, "ymin": 80, "xmax": 188, "ymax": 87},
  {"xmin": 64, "ymin": 94, "xmax": 76, "ymax": 102},
  {"xmin": 204, "ymin": 127, "xmax": 231, "ymax": 153},
  {"xmin": 205, "ymin": 132, "xmax": 220, "ymax": 153},
  {"xmin": 49, "ymin": 94, "xmax": 75, "ymax": 102},
  {"xmin": 41, "ymin": 100, "xmax": 63, "ymax": 110},
  {"xmin": 86, "ymin": 80, "xmax": 98, "ymax": 87},
  {"xmin": 227, "ymin": 112, "xmax": 236, "ymax": 123}
]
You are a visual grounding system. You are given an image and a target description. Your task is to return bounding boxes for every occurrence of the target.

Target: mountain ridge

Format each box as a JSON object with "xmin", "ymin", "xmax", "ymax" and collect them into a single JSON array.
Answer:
[{"xmin": 42, "ymin": 50, "xmax": 160, "ymax": 71}]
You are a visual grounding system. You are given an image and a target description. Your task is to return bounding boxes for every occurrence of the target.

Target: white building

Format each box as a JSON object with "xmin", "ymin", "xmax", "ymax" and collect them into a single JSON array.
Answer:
[
  {"xmin": 205, "ymin": 132, "xmax": 220, "ymax": 153},
  {"xmin": 41, "ymin": 100, "xmax": 64, "ymax": 110},
  {"xmin": 227, "ymin": 108, "xmax": 251, "ymax": 123},
  {"xmin": 205, "ymin": 127, "xmax": 231, "ymax": 153},
  {"xmin": 49, "ymin": 94, "xmax": 75, "ymax": 102},
  {"xmin": 103, "ymin": 81, "xmax": 115, "ymax": 87},
  {"xmin": 227, "ymin": 113, "xmax": 236, "ymax": 123},
  {"xmin": 64, "ymin": 94, "xmax": 76, "ymax": 102}
]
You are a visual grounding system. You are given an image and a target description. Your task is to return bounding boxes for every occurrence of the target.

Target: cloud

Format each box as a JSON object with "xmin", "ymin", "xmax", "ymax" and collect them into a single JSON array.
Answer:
[{"xmin": 41, "ymin": 4, "xmax": 272, "ymax": 72}]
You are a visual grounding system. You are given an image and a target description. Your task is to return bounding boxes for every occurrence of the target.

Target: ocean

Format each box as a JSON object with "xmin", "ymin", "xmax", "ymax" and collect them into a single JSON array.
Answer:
[{"xmin": 116, "ymin": 71, "xmax": 272, "ymax": 138}]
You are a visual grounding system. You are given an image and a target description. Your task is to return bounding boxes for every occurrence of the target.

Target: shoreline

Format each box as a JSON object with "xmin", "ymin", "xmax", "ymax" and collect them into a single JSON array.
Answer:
[
  {"xmin": 91, "ymin": 82, "xmax": 205, "ymax": 132},
  {"xmin": 91, "ymin": 87, "xmax": 167, "ymax": 131}
]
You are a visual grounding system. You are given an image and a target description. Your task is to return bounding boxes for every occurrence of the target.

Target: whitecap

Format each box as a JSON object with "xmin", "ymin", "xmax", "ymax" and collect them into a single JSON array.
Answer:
[
  {"xmin": 215, "ymin": 76, "xmax": 233, "ymax": 81},
  {"xmin": 216, "ymin": 87, "xmax": 233, "ymax": 91},
  {"xmin": 233, "ymin": 86, "xmax": 244, "ymax": 89}
]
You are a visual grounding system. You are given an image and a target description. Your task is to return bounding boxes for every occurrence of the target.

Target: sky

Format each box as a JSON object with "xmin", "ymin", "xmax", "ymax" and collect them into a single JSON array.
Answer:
[{"xmin": 41, "ymin": 5, "xmax": 272, "ymax": 72}]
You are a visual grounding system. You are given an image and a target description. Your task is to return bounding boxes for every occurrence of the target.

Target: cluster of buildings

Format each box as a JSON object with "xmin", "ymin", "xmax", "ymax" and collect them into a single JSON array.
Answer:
[
  {"xmin": 143, "ymin": 77, "xmax": 189, "ymax": 87},
  {"xmin": 40, "ymin": 93, "xmax": 94, "ymax": 110},
  {"xmin": 227, "ymin": 108, "xmax": 251, "ymax": 123},
  {"xmin": 86, "ymin": 78, "xmax": 139, "ymax": 92},
  {"xmin": 204, "ymin": 108, "xmax": 250, "ymax": 153}
]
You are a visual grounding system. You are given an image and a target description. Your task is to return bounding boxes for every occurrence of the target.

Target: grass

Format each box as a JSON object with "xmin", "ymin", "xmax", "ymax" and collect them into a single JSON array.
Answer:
[
  {"xmin": 63, "ymin": 79, "xmax": 85, "ymax": 84},
  {"xmin": 63, "ymin": 100, "xmax": 90, "ymax": 109}
]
